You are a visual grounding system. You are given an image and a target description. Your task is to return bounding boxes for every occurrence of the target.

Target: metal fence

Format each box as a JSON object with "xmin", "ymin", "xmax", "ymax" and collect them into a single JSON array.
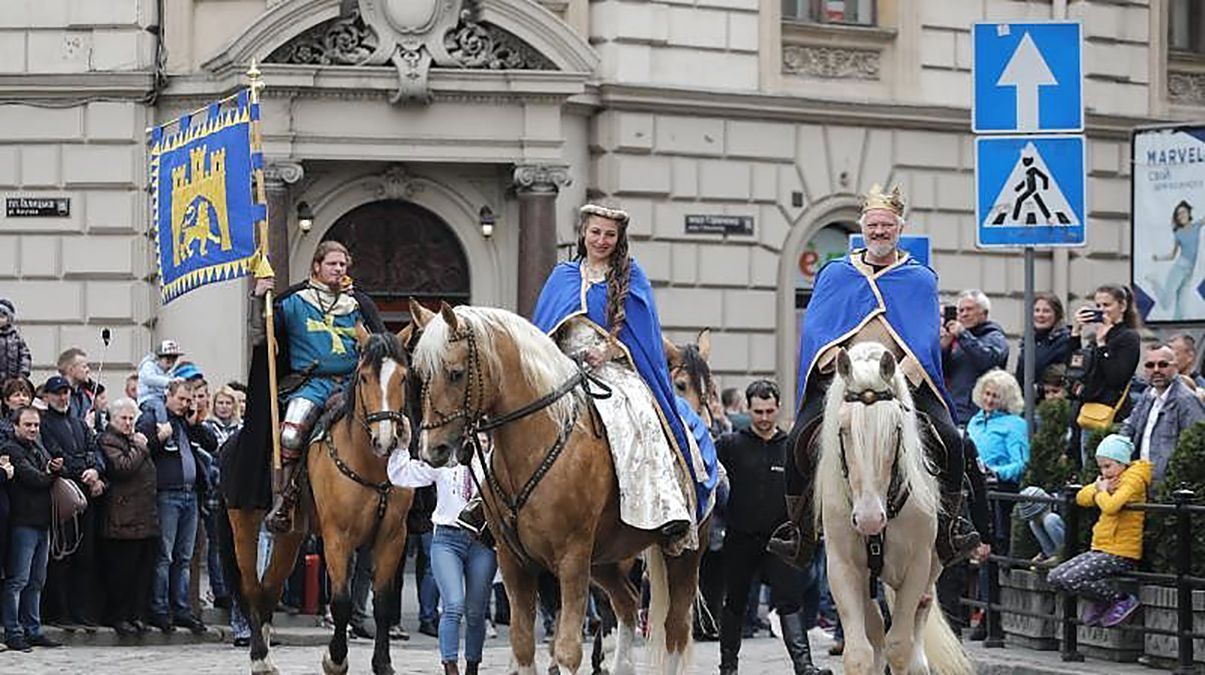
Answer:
[{"xmin": 962, "ymin": 486, "xmax": 1205, "ymax": 674}]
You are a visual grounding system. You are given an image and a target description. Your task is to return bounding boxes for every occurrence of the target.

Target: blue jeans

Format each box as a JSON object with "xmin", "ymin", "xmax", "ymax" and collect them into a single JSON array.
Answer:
[
  {"xmin": 2, "ymin": 527, "xmax": 49, "ymax": 641},
  {"xmin": 1029, "ymin": 512, "xmax": 1066, "ymax": 557},
  {"xmin": 408, "ymin": 531, "xmax": 439, "ymax": 624},
  {"xmin": 431, "ymin": 526, "xmax": 497, "ymax": 662},
  {"xmin": 152, "ymin": 490, "xmax": 198, "ymax": 620}
]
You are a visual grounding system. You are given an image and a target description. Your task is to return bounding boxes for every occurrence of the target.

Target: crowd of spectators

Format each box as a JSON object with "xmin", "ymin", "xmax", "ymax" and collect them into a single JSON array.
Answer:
[{"xmin": 934, "ymin": 283, "xmax": 1205, "ymax": 641}]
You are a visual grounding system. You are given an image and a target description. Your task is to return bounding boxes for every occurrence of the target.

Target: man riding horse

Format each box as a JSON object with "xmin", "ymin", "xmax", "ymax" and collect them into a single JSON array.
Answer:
[
  {"xmin": 248, "ymin": 240, "xmax": 386, "ymax": 533},
  {"xmin": 768, "ymin": 184, "xmax": 981, "ymax": 569}
]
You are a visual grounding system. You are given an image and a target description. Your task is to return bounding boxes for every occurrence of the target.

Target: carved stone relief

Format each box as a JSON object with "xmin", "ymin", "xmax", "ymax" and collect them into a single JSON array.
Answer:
[
  {"xmin": 782, "ymin": 45, "xmax": 880, "ymax": 81},
  {"xmin": 1169, "ymin": 71, "xmax": 1205, "ymax": 105},
  {"xmin": 265, "ymin": 0, "xmax": 556, "ymax": 105}
]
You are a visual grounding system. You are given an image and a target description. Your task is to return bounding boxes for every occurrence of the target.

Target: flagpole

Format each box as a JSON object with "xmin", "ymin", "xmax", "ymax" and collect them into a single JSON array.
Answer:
[{"xmin": 247, "ymin": 60, "xmax": 283, "ymax": 473}]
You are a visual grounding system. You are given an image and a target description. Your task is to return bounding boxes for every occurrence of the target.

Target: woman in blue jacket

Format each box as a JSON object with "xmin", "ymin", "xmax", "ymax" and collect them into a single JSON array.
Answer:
[{"xmin": 967, "ymin": 369, "xmax": 1030, "ymax": 549}]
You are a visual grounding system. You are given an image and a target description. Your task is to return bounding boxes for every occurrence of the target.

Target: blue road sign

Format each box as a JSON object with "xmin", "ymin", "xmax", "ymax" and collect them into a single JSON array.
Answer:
[
  {"xmin": 975, "ymin": 135, "xmax": 1086, "ymax": 248},
  {"xmin": 973, "ymin": 21, "xmax": 1083, "ymax": 134},
  {"xmin": 849, "ymin": 234, "xmax": 931, "ymax": 266}
]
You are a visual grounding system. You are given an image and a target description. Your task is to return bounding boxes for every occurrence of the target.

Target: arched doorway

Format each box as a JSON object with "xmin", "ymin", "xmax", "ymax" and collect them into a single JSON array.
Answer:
[{"xmin": 322, "ymin": 199, "xmax": 470, "ymax": 330}]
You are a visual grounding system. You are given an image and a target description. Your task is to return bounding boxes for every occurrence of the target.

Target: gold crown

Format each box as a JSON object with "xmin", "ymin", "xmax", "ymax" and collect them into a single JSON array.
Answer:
[{"xmin": 860, "ymin": 184, "xmax": 905, "ymax": 217}]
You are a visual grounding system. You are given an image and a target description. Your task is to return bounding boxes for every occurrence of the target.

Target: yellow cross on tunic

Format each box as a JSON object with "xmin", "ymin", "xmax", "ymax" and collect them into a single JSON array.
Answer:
[{"xmin": 306, "ymin": 314, "xmax": 358, "ymax": 355}]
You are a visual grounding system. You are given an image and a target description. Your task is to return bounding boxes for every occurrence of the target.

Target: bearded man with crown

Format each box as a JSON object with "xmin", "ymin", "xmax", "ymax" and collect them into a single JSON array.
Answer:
[
  {"xmin": 227, "ymin": 240, "xmax": 385, "ymax": 533},
  {"xmin": 767, "ymin": 184, "xmax": 982, "ymax": 569}
]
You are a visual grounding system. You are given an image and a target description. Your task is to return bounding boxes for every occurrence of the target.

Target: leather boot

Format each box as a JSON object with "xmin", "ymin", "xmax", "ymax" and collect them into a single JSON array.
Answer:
[
  {"xmin": 767, "ymin": 496, "xmax": 817, "ymax": 570},
  {"xmin": 463, "ymin": 662, "xmax": 479, "ymax": 675},
  {"xmin": 265, "ymin": 461, "xmax": 302, "ymax": 534},
  {"xmin": 779, "ymin": 611, "xmax": 832, "ymax": 675},
  {"xmin": 441, "ymin": 661, "xmax": 459, "ymax": 675},
  {"xmin": 935, "ymin": 488, "xmax": 981, "ymax": 566},
  {"xmin": 718, "ymin": 607, "xmax": 742, "ymax": 675}
]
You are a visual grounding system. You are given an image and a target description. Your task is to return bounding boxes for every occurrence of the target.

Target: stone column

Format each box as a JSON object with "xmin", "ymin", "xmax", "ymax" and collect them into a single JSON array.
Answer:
[
  {"xmin": 263, "ymin": 161, "xmax": 304, "ymax": 289},
  {"xmin": 513, "ymin": 164, "xmax": 571, "ymax": 317}
]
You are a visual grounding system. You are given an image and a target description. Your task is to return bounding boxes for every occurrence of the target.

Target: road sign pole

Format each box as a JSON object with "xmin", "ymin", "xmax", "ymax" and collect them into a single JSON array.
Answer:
[{"xmin": 1024, "ymin": 246, "xmax": 1036, "ymax": 434}]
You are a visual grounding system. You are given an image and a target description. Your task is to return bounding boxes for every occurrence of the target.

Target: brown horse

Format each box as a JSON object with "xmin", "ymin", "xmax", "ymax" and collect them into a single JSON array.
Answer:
[
  {"xmin": 410, "ymin": 301, "xmax": 709, "ymax": 675},
  {"xmin": 225, "ymin": 326, "xmax": 414, "ymax": 675},
  {"xmin": 663, "ymin": 328, "xmax": 716, "ymax": 429}
]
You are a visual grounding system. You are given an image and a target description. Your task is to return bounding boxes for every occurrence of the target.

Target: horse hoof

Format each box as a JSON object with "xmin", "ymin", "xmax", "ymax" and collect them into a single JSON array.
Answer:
[
  {"xmin": 373, "ymin": 666, "xmax": 395, "ymax": 675},
  {"xmin": 322, "ymin": 652, "xmax": 350, "ymax": 675},
  {"xmin": 250, "ymin": 658, "xmax": 278, "ymax": 675}
]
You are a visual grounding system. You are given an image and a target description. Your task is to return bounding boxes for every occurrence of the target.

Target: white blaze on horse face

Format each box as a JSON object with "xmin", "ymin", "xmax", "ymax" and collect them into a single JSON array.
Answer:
[
  {"xmin": 374, "ymin": 358, "xmax": 399, "ymax": 454},
  {"xmin": 846, "ymin": 409, "xmax": 889, "ymax": 537}
]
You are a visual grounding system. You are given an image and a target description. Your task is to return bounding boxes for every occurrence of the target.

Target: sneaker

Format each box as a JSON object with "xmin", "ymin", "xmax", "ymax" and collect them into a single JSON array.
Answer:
[
  {"xmin": 233, "ymin": 636, "xmax": 251, "ymax": 648},
  {"xmin": 969, "ymin": 623, "xmax": 988, "ymax": 641},
  {"xmin": 1080, "ymin": 600, "xmax": 1109, "ymax": 627},
  {"xmin": 27, "ymin": 634, "xmax": 62, "ymax": 648},
  {"xmin": 5, "ymin": 637, "xmax": 31, "ymax": 652},
  {"xmin": 389, "ymin": 624, "xmax": 409, "ymax": 641},
  {"xmin": 418, "ymin": 620, "xmax": 439, "ymax": 638},
  {"xmin": 1100, "ymin": 595, "xmax": 1140, "ymax": 628}
]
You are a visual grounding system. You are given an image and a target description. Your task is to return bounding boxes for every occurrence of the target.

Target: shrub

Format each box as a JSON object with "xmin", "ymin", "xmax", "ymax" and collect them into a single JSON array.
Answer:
[{"xmin": 1145, "ymin": 421, "xmax": 1205, "ymax": 575}]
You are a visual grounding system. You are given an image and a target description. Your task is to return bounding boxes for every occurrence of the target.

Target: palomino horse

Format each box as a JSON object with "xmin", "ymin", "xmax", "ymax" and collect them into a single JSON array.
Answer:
[
  {"xmin": 817, "ymin": 342, "xmax": 971, "ymax": 675},
  {"xmin": 663, "ymin": 328, "xmax": 717, "ymax": 430},
  {"xmin": 410, "ymin": 302, "xmax": 709, "ymax": 675},
  {"xmin": 224, "ymin": 326, "xmax": 414, "ymax": 675}
]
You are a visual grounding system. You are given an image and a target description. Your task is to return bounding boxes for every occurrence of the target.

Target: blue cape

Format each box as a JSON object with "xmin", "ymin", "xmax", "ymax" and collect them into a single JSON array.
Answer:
[
  {"xmin": 532, "ymin": 259, "xmax": 718, "ymax": 520},
  {"xmin": 797, "ymin": 252, "xmax": 953, "ymax": 411}
]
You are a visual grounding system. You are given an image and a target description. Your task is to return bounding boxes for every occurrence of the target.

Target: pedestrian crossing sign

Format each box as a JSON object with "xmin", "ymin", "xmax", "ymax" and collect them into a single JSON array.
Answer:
[{"xmin": 974, "ymin": 134, "xmax": 1086, "ymax": 248}]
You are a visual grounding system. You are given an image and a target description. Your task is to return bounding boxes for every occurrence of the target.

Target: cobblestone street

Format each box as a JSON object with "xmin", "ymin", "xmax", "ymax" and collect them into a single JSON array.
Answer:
[{"xmin": 8, "ymin": 626, "xmax": 834, "ymax": 674}]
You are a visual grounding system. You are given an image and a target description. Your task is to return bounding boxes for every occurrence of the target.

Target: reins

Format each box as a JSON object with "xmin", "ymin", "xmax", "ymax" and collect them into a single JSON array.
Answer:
[{"xmin": 420, "ymin": 318, "xmax": 612, "ymax": 570}]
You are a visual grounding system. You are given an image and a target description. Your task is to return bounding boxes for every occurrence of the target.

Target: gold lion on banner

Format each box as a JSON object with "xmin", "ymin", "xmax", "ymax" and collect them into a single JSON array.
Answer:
[{"xmin": 171, "ymin": 145, "xmax": 233, "ymax": 266}]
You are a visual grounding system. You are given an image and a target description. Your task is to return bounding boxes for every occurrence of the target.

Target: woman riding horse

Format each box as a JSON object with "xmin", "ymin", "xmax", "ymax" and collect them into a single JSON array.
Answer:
[{"xmin": 532, "ymin": 203, "xmax": 718, "ymax": 530}]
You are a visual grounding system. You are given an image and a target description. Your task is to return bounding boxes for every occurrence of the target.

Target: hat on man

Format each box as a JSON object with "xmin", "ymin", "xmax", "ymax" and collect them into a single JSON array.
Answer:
[
  {"xmin": 0, "ymin": 298, "xmax": 14, "ymax": 320},
  {"xmin": 43, "ymin": 375, "xmax": 71, "ymax": 393},
  {"xmin": 1095, "ymin": 434, "xmax": 1135, "ymax": 466},
  {"xmin": 155, "ymin": 340, "xmax": 183, "ymax": 357}
]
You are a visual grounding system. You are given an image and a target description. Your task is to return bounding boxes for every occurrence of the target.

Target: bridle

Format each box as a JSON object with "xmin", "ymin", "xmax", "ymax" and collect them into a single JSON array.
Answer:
[
  {"xmin": 323, "ymin": 351, "xmax": 409, "ymax": 542},
  {"xmin": 837, "ymin": 385, "xmax": 911, "ymax": 598},
  {"xmin": 418, "ymin": 318, "xmax": 612, "ymax": 570}
]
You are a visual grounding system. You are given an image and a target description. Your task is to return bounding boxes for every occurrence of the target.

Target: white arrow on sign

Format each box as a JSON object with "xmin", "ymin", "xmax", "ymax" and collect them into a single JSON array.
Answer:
[{"xmin": 996, "ymin": 32, "xmax": 1057, "ymax": 132}]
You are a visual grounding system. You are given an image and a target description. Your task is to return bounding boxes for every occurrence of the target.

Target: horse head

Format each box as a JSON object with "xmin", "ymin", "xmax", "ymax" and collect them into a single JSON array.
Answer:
[
  {"xmin": 825, "ymin": 343, "xmax": 920, "ymax": 538},
  {"xmin": 351, "ymin": 323, "xmax": 412, "ymax": 457},
  {"xmin": 410, "ymin": 300, "xmax": 486, "ymax": 468},
  {"xmin": 663, "ymin": 328, "xmax": 716, "ymax": 429}
]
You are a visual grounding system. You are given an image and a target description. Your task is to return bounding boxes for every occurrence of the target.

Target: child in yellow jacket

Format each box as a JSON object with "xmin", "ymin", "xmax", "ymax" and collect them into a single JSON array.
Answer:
[{"xmin": 1047, "ymin": 434, "xmax": 1151, "ymax": 628}]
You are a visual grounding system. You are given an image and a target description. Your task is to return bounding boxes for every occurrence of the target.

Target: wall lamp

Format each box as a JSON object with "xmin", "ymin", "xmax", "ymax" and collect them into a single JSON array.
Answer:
[
  {"xmin": 479, "ymin": 205, "xmax": 496, "ymax": 238},
  {"xmin": 297, "ymin": 201, "xmax": 314, "ymax": 233}
]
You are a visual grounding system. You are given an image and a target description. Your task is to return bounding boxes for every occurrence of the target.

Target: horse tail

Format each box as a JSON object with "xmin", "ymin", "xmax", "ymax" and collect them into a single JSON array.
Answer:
[
  {"xmin": 922, "ymin": 585, "xmax": 973, "ymax": 675},
  {"xmin": 644, "ymin": 546, "xmax": 672, "ymax": 671}
]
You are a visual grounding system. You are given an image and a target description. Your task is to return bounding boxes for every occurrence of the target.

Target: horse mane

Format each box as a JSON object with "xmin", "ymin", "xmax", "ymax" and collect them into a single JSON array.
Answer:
[
  {"xmin": 815, "ymin": 342, "xmax": 939, "ymax": 525},
  {"xmin": 675, "ymin": 342, "xmax": 714, "ymax": 406},
  {"xmin": 331, "ymin": 332, "xmax": 406, "ymax": 427},
  {"xmin": 411, "ymin": 306, "xmax": 581, "ymax": 430}
]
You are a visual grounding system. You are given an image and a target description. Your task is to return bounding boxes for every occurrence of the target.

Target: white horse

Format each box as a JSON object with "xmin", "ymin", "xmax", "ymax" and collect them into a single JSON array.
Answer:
[{"xmin": 817, "ymin": 342, "xmax": 972, "ymax": 675}]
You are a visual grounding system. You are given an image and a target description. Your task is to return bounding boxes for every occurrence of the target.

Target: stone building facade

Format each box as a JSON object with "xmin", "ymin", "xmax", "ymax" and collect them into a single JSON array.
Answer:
[{"xmin": 0, "ymin": 0, "xmax": 1198, "ymax": 413}]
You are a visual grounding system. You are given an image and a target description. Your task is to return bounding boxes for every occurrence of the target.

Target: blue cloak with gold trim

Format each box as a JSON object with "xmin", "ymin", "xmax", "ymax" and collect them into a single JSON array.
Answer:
[
  {"xmin": 532, "ymin": 259, "xmax": 718, "ymax": 520},
  {"xmin": 797, "ymin": 252, "xmax": 954, "ymax": 411}
]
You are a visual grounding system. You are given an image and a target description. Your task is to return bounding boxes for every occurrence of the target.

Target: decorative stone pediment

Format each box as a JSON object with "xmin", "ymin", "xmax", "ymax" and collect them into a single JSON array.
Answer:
[{"xmin": 264, "ymin": 0, "xmax": 557, "ymax": 104}]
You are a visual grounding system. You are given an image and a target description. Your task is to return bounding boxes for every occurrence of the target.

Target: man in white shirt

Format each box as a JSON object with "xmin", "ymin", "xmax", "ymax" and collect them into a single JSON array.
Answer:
[{"xmin": 1118, "ymin": 344, "xmax": 1205, "ymax": 487}]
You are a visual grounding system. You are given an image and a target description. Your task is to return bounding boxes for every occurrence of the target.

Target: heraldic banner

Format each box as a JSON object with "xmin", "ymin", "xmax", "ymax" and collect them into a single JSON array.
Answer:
[{"xmin": 149, "ymin": 90, "xmax": 265, "ymax": 304}]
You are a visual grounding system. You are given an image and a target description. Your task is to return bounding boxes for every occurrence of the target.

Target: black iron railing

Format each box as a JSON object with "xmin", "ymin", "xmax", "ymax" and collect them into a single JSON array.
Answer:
[{"xmin": 962, "ymin": 486, "xmax": 1205, "ymax": 674}]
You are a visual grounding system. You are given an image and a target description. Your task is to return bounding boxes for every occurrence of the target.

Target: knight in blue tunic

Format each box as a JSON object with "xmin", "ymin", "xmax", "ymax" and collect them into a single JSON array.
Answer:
[
  {"xmin": 532, "ymin": 204, "xmax": 718, "ymax": 533},
  {"xmin": 248, "ymin": 240, "xmax": 384, "ymax": 532},
  {"xmin": 767, "ymin": 185, "xmax": 982, "ymax": 569}
]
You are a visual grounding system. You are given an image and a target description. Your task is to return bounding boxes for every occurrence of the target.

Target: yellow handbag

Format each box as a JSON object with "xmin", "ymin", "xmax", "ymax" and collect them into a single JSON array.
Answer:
[{"xmin": 1076, "ymin": 381, "xmax": 1132, "ymax": 431}]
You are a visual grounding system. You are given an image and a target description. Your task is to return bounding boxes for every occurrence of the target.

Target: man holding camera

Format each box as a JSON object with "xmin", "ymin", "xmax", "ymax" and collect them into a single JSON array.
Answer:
[
  {"xmin": 941, "ymin": 289, "xmax": 1009, "ymax": 426},
  {"xmin": 136, "ymin": 380, "xmax": 214, "ymax": 634}
]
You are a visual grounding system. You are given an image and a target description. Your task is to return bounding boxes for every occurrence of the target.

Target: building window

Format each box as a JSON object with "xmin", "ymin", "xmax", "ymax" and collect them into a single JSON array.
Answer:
[
  {"xmin": 783, "ymin": 0, "xmax": 876, "ymax": 26},
  {"xmin": 1170, "ymin": 0, "xmax": 1205, "ymax": 54}
]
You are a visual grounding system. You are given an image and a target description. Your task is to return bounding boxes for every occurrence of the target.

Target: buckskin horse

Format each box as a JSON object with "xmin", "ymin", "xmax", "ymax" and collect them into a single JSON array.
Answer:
[
  {"xmin": 816, "ymin": 342, "xmax": 970, "ymax": 675},
  {"xmin": 410, "ymin": 301, "xmax": 709, "ymax": 675},
  {"xmin": 221, "ymin": 326, "xmax": 414, "ymax": 675}
]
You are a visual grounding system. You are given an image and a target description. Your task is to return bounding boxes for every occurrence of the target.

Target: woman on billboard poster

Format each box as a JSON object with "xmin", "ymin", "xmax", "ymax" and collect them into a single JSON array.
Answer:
[{"xmin": 1146, "ymin": 200, "xmax": 1205, "ymax": 320}]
